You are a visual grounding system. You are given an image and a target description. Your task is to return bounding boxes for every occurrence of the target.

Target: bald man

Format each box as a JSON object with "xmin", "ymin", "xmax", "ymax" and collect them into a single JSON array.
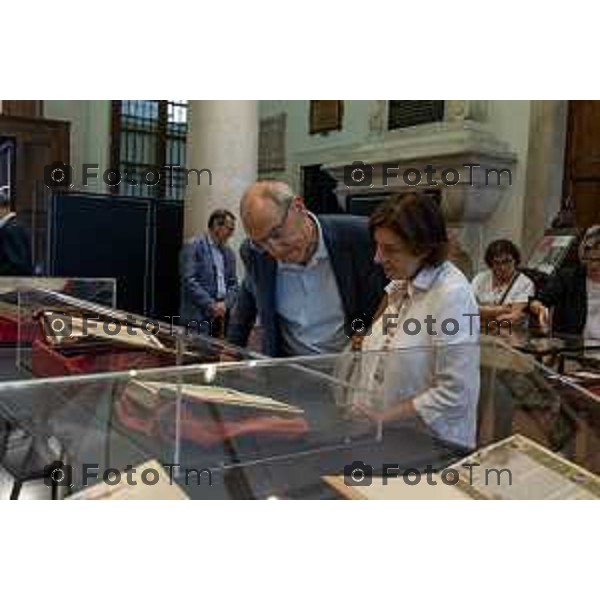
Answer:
[{"xmin": 226, "ymin": 181, "xmax": 386, "ymax": 357}]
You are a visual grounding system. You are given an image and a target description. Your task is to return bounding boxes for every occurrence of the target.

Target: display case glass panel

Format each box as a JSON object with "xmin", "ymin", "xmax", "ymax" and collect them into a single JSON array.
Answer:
[
  {"xmin": 1, "ymin": 337, "xmax": 600, "ymax": 499},
  {"xmin": 0, "ymin": 277, "xmax": 116, "ymax": 345},
  {"xmin": 16, "ymin": 287, "xmax": 252, "ymax": 377}
]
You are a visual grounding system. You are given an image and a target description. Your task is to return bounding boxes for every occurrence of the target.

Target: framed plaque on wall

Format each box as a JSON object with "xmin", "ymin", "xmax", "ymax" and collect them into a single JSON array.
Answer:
[
  {"xmin": 258, "ymin": 112, "xmax": 287, "ymax": 173},
  {"xmin": 309, "ymin": 101, "xmax": 344, "ymax": 134}
]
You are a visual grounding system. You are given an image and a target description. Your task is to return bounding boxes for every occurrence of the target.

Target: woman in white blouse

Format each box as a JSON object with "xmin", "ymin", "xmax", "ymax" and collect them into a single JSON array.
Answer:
[
  {"xmin": 348, "ymin": 193, "xmax": 480, "ymax": 449},
  {"xmin": 471, "ymin": 239, "xmax": 535, "ymax": 326}
]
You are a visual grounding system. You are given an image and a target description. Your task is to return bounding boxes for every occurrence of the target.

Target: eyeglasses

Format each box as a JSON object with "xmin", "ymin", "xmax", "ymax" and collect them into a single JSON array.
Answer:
[
  {"xmin": 251, "ymin": 198, "xmax": 293, "ymax": 249},
  {"xmin": 582, "ymin": 253, "xmax": 600, "ymax": 264},
  {"xmin": 491, "ymin": 256, "xmax": 515, "ymax": 267}
]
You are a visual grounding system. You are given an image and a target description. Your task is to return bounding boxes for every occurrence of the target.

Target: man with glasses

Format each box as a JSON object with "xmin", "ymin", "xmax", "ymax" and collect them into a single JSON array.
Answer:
[
  {"xmin": 179, "ymin": 209, "xmax": 238, "ymax": 338},
  {"xmin": 227, "ymin": 181, "xmax": 386, "ymax": 356}
]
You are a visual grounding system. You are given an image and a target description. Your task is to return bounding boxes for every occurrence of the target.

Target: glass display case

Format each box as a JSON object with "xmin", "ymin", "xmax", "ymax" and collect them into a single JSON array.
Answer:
[
  {"xmin": 15, "ymin": 287, "xmax": 253, "ymax": 377},
  {"xmin": 0, "ymin": 277, "xmax": 116, "ymax": 345},
  {"xmin": 2, "ymin": 336, "xmax": 600, "ymax": 499}
]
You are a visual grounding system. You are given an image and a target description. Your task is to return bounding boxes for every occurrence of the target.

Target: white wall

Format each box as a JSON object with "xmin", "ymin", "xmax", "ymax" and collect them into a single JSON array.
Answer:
[
  {"xmin": 259, "ymin": 100, "xmax": 375, "ymax": 190},
  {"xmin": 260, "ymin": 100, "xmax": 563, "ymax": 260},
  {"xmin": 481, "ymin": 100, "xmax": 532, "ymax": 250},
  {"xmin": 47, "ymin": 100, "xmax": 563, "ymax": 259},
  {"xmin": 44, "ymin": 100, "xmax": 111, "ymax": 193}
]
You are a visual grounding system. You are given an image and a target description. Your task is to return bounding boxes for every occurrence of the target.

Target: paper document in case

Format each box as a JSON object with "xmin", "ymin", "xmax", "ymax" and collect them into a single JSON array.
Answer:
[
  {"xmin": 42, "ymin": 311, "xmax": 166, "ymax": 351},
  {"xmin": 128, "ymin": 380, "xmax": 305, "ymax": 414},
  {"xmin": 323, "ymin": 435, "xmax": 600, "ymax": 500}
]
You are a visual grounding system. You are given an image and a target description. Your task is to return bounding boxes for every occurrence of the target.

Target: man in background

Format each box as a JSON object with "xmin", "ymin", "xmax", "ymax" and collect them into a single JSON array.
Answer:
[
  {"xmin": 0, "ymin": 187, "xmax": 33, "ymax": 276},
  {"xmin": 179, "ymin": 209, "xmax": 238, "ymax": 337}
]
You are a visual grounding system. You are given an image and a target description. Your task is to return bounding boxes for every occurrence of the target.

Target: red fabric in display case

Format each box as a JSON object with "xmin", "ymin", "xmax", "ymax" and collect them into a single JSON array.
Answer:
[
  {"xmin": 30, "ymin": 337, "xmax": 177, "ymax": 377},
  {"xmin": 114, "ymin": 382, "xmax": 310, "ymax": 448},
  {"xmin": 0, "ymin": 316, "xmax": 19, "ymax": 343},
  {"xmin": 28, "ymin": 309, "xmax": 202, "ymax": 376},
  {"xmin": 0, "ymin": 315, "xmax": 37, "ymax": 344}
]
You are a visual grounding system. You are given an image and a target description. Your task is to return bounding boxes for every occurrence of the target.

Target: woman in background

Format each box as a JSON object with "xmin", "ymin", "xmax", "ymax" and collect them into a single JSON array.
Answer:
[
  {"xmin": 530, "ymin": 226, "xmax": 600, "ymax": 338},
  {"xmin": 471, "ymin": 239, "xmax": 535, "ymax": 326}
]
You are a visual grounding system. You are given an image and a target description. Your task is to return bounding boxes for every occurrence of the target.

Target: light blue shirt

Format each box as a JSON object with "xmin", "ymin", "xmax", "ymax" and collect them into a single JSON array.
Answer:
[
  {"xmin": 276, "ymin": 215, "xmax": 347, "ymax": 355},
  {"xmin": 207, "ymin": 234, "xmax": 226, "ymax": 300}
]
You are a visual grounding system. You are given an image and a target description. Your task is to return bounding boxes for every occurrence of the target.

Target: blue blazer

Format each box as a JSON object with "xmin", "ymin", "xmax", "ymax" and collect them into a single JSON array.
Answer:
[
  {"xmin": 179, "ymin": 235, "xmax": 238, "ymax": 327},
  {"xmin": 227, "ymin": 215, "xmax": 387, "ymax": 356}
]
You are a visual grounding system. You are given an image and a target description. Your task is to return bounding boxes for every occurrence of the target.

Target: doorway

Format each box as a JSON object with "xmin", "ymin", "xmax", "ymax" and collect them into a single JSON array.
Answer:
[{"xmin": 563, "ymin": 101, "xmax": 600, "ymax": 228}]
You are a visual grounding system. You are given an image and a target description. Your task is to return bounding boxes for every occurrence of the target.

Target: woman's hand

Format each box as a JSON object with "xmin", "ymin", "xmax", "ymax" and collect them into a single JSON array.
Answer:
[
  {"xmin": 529, "ymin": 300, "xmax": 550, "ymax": 330},
  {"xmin": 479, "ymin": 304, "xmax": 510, "ymax": 322},
  {"xmin": 348, "ymin": 401, "xmax": 383, "ymax": 422}
]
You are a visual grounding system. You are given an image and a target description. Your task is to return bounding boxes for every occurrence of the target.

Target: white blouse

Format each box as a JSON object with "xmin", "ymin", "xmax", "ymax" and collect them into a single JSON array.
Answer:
[
  {"xmin": 471, "ymin": 270, "xmax": 534, "ymax": 306},
  {"xmin": 352, "ymin": 261, "xmax": 481, "ymax": 449}
]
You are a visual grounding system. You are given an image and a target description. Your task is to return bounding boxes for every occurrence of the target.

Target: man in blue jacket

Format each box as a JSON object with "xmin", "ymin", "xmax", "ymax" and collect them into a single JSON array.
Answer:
[
  {"xmin": 227, "ymin": 181, "xmax": 386, "ymax": 356},
  {"xmin": 179, "ymin": 209, "xmax": 238, "ymax": 337}
]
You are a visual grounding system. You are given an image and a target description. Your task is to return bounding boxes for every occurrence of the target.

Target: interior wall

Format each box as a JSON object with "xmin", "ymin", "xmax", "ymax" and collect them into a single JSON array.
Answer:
[
  {"xmin": 44, "ymin": 100, "xmax": 111, "ymax": 193},
  {"xmin": 46, "ymin": 100, "xmax": 569, "ymax": 267},
  {"xmin": 260, "ymin": 100, "xmax": 541, "ymax": 257},
  {"xmin": 521, "ymin": 101, "xmax": 569, "ymax": 256},
  {"xmin": 478, "ymin": 101, "xmax": 532, "ymax": 256},
  {"xmin": 259, "ymin": 100, "xmax": 375, "ymax": 191}
]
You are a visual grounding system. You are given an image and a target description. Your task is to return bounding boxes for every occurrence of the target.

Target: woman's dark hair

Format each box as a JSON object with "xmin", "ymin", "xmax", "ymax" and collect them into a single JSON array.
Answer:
[
  {"xmin": 369, "ymin": 192, "xmax": 448, "ymax": 267},
  {"xmin": 484, "ymin": 239, "xmax": 521, "ymax": 268}
]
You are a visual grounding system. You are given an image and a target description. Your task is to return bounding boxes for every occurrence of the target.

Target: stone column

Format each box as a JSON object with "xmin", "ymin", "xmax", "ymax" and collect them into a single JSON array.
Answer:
[
  {"xmin": 521, "ymin": 101, "xmax": 569, "ymax": 256},
  {"xmin": 184, "ymin": 101, "xmax": 258, "ymax": 257}
]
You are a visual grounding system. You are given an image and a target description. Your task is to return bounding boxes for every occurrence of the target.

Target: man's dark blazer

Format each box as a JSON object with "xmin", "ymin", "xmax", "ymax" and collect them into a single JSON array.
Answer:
[
  {"xmin": 0, "ymin": 214, "xmax": 33, "ymax": 276},
  {"xmin": 535, "ymin": 263, "xmax": 587, "ymax": 335},
  {"xmin": 227, "ymin": 214, "xmax": 387, "ymax": 356},
  {"xmin": 179, "ymin": 235, "xmax": 238, "ymax": 329}
]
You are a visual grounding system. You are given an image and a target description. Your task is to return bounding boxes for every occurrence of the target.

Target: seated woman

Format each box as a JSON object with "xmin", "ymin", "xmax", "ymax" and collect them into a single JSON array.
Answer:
[
  {"xmin": 530, "ymin": 226, "xmax": 600, "ymax": 338},
  {"xmin": 349, "ymin": 192, "xmax": 480, "ymax": 450},
  {"xmin": 471, "ymin": 239, "xmax": 535, "ymax": 327}
]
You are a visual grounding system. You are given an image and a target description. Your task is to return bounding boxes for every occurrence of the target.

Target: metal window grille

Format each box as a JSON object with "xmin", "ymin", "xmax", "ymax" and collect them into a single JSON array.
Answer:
[
  {"xmin": 110, "ymin": 100, "xmax": 188, "ymax": 200},
  {"xmin": 387, "ymin": 101, "xmax": 445, "ymax": 130}
]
